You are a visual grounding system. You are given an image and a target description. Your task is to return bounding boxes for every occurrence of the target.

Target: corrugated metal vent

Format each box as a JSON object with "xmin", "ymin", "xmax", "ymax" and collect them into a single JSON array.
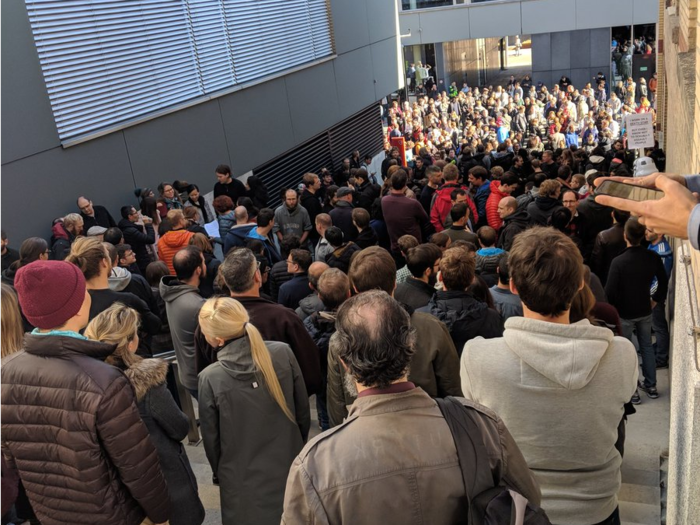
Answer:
[{"xmin": 253, "ymin": 102, "xmax": 384, "ymax": 207}]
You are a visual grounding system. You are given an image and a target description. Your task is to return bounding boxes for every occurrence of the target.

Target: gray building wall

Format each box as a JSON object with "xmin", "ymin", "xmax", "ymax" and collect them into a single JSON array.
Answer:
[
  {"xmin": 1, "ymin": 0, "xmax": 400, "ymax": 244},
  {"xmin": 531, "ymin": 28, "xmax": 611, "ymax": 91}
]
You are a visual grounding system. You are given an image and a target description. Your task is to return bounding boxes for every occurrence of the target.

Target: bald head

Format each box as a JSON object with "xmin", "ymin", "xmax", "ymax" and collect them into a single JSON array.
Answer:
[
  {"xmin": 308, "ymin": 261, "xmax": 329, "ymax": 289},
  {"xmin": 234, "ymin": 206, "xmax": 248, "ymax": 224},
  {"xmin": 498, "ymin": 196, "xmax": 518, "ymax": 220}
]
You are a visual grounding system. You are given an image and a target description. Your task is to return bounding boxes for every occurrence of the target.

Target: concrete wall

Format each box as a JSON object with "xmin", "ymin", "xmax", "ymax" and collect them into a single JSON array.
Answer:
[
  {"xmin": 666, "ymin": 243, "xmax": 700, "ymax": 525},
  {"xmin": 530, "ymin": 28, "xmax": 611, "ymax": 90},
  {"xmin": 399, "ymin": 0, "xmax": 659, "ymax": 45},
  {"xmin": 660, "ymin": 0, "xmax": 700, "ymax": 522},
  {"xmin": 0, "ymin": 0, "xmax": 401, "ymax": 243}
]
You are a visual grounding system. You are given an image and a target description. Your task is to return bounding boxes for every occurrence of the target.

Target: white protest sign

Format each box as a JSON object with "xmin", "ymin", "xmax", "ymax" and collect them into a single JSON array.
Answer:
[{"xmin": 625, "ymin": 113, "xmax": 654, "ymax": 150}]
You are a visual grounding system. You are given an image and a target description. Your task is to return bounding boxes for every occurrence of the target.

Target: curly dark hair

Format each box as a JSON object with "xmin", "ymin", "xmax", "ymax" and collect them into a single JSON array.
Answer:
[{"xmin": 334, "ymin": 290, "xmax": 416, "ymax": 388}]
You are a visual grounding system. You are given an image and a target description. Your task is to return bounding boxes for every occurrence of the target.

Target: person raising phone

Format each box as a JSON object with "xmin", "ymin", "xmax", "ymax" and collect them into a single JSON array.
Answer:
[{"xmin": 594, "ymin": 172, "xmax": 700, "ymax": 249}]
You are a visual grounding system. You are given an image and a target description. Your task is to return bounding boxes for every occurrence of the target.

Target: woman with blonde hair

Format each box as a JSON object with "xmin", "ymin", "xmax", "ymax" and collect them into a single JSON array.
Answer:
[
  {"xmin": 198, "ymin": 297, "xmax": 309, "ymax": 525},
  {"xmin": 84, "ymin": 303, "xmax": 204, "ymax": 525},
  {"xmin": 2, "ymin": 284, "xmax": 24, "ymax": 358}
]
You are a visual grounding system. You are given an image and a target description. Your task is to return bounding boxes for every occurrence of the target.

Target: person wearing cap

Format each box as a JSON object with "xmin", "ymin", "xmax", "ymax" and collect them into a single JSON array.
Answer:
[
  {"xmin": 77, "ymin": 196, "xmax": 117, "ymax": 231},
  {"xmin": 87, "ymin": 225, "xmax": 108, "ymax": 241},
  {"xmin": 1, "ymin": 260, "xmax": 170, "ymax": 525},
  {"xmin": 329, "ymin": 186, "xmax": 356, "ymax": 242}
]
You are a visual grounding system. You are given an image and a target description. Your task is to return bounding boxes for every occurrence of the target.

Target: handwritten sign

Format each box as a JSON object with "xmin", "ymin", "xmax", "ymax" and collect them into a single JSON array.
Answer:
[{"xmin": 625, "ymin": 113, "xmax": 654, "ymax": 149}]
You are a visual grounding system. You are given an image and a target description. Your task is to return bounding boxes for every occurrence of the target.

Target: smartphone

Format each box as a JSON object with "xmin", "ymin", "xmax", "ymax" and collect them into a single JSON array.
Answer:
[{"xmin": 596, "ymin": 180, "xmax": 664, "ymax": 201}]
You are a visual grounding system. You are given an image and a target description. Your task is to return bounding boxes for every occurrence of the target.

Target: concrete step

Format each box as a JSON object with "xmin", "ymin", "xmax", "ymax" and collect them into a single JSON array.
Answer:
[{"xmin": 619, "ymin": 500, "xmax": 661, "ymax": 524}]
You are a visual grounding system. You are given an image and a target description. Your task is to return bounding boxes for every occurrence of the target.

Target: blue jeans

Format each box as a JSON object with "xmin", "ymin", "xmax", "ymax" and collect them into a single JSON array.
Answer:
[
  {"xmin": 652, "ymin": 301, "xmax": 669, "ymax": 365},
  {"xmin": 621, "ymin": 315, "xmax": 655, "ymax": 388}
]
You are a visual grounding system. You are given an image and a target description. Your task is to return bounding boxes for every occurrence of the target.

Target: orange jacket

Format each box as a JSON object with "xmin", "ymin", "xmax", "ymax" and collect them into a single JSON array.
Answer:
[
  {"xmin": 157, "ymin": 230, "xmax": 194, "ymax": 274},
  {"xmin": 485, "ymin": 180, "xmax": 509, "ymax": 231}
]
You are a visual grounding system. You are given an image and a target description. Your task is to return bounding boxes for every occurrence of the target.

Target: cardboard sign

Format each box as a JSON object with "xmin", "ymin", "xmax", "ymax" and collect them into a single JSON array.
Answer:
[{"xmin": 625, "ymin": 113, "xmax": 655, "ymax": 149}]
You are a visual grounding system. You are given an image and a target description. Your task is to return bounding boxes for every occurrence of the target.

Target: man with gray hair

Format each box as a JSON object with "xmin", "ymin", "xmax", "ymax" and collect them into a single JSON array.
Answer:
[
  {"xmin": 326, "ymin": 246, "xmax": 462, "ymax": 425},
  {"xmin": 194, "ymin": 247, "xmax": 321, "ymax": 395},
  {"xmin": 282, "ymin": 290, "xmax": 540, "ymax": 524}
]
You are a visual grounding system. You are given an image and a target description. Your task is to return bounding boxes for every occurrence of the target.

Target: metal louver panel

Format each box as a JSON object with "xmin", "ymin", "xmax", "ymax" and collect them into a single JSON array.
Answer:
[
  {"xmin": 253, "ymin": 103, "xmax": 384, "ymax": 209},
  {"xmin": 25, "ymin": 0, "xmax": 334, "ymax": 143},
  {"xmin": 26, "ymin": 1, "xmax": 202, "ymax": 140},
  {"xmin": 221, "ymin": 0, "xmax": 331, "ymax": 85},
  {"xmin": 329, "ymin": 104, "xmax": 384, "ymax": 172}
]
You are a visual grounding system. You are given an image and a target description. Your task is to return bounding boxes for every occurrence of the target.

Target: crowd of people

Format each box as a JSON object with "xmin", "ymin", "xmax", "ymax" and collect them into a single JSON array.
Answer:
[{"xmin": 1, "ymin": 72, "xmax": 693, "ymax": 525}]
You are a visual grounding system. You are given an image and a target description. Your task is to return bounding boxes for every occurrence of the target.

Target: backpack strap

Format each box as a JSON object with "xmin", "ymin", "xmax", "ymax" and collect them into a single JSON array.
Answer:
[{"xmin": 435, "ymin": 397, "xmax": 497, "ymax": 504}]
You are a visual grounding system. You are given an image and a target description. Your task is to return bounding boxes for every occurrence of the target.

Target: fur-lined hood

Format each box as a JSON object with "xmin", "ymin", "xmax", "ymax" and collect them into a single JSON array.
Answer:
[{"xmin": 121, "ymin": 358, "xmax": 169, "ymax": 401}]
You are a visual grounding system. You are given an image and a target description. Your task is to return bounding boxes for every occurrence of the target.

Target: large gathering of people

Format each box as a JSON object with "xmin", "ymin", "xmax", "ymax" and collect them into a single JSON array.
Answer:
[{"xmin": 1, "ymin": 71, "xmax": 694, "ymax": 525}]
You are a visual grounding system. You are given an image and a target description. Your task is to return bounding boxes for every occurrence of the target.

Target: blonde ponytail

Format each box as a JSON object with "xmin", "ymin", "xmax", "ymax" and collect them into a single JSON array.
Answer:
[
  {"xmin": 199, "ymin": 297, "xmax": 294, "ymax": 421},
  {"xmin": 84, "ymin": 303, "xmax": 142, "ymax": 368}
]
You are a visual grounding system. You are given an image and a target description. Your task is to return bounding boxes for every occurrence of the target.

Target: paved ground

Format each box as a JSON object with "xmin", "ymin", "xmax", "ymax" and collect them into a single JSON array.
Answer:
[
  {"xmin": 185, "ymin": 366, "xmax": 670, "ymax": 525},
  {"xmin": 487, "ymin": 40, "xmax": 533, "ymax": 87},
  {"xmin": 619, "ymin": 368, "xmax": 670, "ymax": 525}
]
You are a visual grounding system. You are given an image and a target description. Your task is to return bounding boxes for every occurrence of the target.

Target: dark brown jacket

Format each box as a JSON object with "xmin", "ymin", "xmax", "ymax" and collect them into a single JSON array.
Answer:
[
  {"xmin": 282, "ymin": 388, "xmax": 540, "ymax": 524},
  {"xmin": 1, "ymin": 334, "xmax": 170, "ymax": 525}
]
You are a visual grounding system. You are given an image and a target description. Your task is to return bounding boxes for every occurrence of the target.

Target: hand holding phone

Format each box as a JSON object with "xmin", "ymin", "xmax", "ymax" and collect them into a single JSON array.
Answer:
[
  {"xmin": 595, "ymin": 175, "xmax": 698, "ymax": 239},
  {"xmin": 595, "ymin": 180, "xmax": 664, "ymax": 201}
]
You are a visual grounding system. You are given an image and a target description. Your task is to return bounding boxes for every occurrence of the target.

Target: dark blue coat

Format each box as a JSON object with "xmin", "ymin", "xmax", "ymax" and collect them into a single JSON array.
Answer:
[{"xmin": 278, "ymin": 273, "xmax": 311, "ymax": 310}]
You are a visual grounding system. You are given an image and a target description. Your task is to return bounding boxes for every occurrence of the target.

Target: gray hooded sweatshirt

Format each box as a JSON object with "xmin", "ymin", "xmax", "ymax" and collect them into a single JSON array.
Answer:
[
  {"xmin": 108, "ymin": 266, "xmax": 132, "ymax": 291},
  {"xmin": 160, "ymin": 276, "xmax": 205, "ymax": 390},
  {"xmin": 460, "ymin": 317, "xmax": 638, "ymax": 524}
]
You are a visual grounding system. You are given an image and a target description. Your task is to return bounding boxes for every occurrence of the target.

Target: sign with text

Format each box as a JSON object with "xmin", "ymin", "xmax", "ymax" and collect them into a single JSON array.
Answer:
[{"xmin": 625, "ymin": 113, "xmax": 655, "ymax": 149}]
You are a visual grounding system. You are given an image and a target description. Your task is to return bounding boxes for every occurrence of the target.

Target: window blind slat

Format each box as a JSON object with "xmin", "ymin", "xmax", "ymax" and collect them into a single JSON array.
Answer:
[{"xmin": 25, "ymin": 0, "xmax": 334, "ymax": 141}]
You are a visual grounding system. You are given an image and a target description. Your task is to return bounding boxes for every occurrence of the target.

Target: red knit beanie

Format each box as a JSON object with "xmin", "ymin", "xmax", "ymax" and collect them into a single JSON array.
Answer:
[{"xmin": 15, "ymin": 260, "xmax": 87, "ymax": 329}]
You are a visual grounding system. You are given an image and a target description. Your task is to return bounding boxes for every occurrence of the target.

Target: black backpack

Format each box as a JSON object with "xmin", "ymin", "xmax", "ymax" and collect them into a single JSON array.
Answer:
[{"xmin": 435, "ymin": 397, "xmax": 552, "ymax": 525}]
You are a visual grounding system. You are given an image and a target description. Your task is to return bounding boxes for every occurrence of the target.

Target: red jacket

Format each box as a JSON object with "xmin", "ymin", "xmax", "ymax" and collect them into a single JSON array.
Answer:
[
  {"xmin": 430, "ymin": 183, "xmax": 479, "ymax": 232},
  {"xmin": 486, "ymin": 180, "xmax": 509, "ymax": 231}
]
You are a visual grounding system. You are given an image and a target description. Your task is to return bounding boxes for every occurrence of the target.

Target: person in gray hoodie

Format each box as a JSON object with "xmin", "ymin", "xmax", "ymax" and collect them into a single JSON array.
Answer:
[
  {"xmin": 461, "ymin": 227, "xmax": 638, "ymax": 525},
  {"xmin": 160, "ymin": 245, "xmax": 206, "ymax": 398}
]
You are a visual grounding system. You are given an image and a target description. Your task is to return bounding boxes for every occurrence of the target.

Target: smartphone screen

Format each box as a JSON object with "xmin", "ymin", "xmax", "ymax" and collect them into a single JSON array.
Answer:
[{"xmin": 596, "ymin": 180, "xmax": 664, "ymax": 201}]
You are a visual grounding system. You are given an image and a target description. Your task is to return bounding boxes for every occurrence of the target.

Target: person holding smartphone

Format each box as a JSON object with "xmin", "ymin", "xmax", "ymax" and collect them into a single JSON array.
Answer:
[{"xmin": 594, "ymin": 172, "xmax": 700, "ymax": 249}]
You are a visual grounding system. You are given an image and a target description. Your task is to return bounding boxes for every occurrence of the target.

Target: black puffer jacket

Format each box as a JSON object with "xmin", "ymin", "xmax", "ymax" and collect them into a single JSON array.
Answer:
[
  {"xmin": 420, "ymin": 290, "xmax": 503, "ymax": 355},
  {"xmin": 1, "ymin": 334, "xmax": 170, "ymax": 525}
]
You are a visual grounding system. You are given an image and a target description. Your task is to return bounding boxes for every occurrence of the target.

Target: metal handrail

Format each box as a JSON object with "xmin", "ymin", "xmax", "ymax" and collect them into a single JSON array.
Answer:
[{"xmin": 154, "ymin": 350, "xmax": 201, "ymax": 445}]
